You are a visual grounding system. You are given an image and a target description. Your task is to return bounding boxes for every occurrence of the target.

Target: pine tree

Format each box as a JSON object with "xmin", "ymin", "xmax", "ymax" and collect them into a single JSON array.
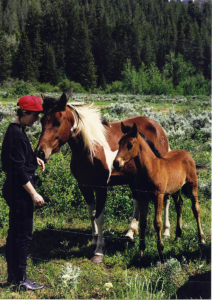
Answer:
[
  {"xmin": 41, "ymin": 45, "xmax": 58, "ymax": 86},
  {"xmin": 25, "ymin": 0, "xmax": 42, "ymax": 80},
  {"xmin": 14, "ymin": 31, "xmax": 34, "ymax": 81},
  {"xmin": 0, "ymin": 30, "xmax": 11, "ymax": 81}
]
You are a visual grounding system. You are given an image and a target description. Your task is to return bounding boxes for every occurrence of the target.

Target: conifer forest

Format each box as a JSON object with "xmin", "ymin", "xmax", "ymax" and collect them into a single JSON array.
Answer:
[{"xmin": 0, "ymin": 0, "xmax": 211, "ymax": 93}]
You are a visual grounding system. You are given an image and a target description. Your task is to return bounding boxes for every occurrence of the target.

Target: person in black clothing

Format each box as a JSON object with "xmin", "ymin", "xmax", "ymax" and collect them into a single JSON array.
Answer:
[{"xmin": 1, "ymin": 95, "xmax": 45, "ymax": 291}]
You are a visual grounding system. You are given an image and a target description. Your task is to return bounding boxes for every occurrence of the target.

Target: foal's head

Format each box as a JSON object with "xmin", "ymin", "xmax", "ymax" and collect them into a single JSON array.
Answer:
[
  {"xmin": 36, "ymin": 91, "xmax": 74, "ymax": 162},
  {"xmin": 113, "ymin": 122, "xmax": 140, "ymax": 171}
]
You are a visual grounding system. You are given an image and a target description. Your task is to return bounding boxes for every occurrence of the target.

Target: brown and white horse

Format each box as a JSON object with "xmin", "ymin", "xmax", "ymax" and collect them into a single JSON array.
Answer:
[
  {"xmin": 36, "ymin": 91, "xmax": 170, "ymax": 262},
  {"xmin": 113, "ymin": 122, "xmax": 205, "ymax": 261}
]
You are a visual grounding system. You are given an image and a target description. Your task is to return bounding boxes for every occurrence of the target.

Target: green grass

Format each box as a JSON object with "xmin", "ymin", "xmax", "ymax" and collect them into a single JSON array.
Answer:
[{"xmin": 0, "ymin": 191, "xmax": 211, "ymax": 299}]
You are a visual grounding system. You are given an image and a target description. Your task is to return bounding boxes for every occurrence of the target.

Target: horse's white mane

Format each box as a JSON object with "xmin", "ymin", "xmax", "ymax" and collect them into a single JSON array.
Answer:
[{"xmin": 67, "ymin": 103, "xmax": 109, "ymax": 156}]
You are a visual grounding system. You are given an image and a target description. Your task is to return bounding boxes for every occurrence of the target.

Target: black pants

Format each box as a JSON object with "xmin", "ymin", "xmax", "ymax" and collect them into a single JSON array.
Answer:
[{"xmin": 3, "ymin": 176, "xmax": 35, "ymax": 283}]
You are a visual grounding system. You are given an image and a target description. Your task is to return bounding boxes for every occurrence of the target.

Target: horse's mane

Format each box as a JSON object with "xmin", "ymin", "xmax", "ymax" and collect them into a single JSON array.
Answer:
[
  {"xmin": 67, "ymin": 103, "xmax": 110, "ymax": 155},
  {"xmin": 122, "ymin": 124, "xmax": 162, "ymax": 158},
  {"xmin": 139, "ymin": 132, "xmax": 162, "ymax": 158}
]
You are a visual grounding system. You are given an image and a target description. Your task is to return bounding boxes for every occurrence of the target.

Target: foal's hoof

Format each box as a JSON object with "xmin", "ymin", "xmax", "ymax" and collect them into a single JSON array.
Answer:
[{"xmin": 90, "ymin": 255, "xmax": 103, "ymax": 263}]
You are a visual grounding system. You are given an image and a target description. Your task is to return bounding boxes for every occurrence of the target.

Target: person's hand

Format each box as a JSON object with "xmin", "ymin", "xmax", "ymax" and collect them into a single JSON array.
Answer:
[
  {"xmin": 37, "ymin": 157, "xmax": 45, "ymax": 172},
  {"xmin": 31, "ymin": 192, "xmax": 45, "ymax": 206}
]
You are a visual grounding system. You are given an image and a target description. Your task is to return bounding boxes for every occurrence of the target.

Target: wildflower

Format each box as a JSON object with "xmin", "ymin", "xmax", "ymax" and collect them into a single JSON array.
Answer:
[
  {"xmin": 104, "ymin": 282, "xmax": 113, "ymax": 291},
  {"xmin": 62, "ymin": 274, "xmax": 71, "ymax": 280}
]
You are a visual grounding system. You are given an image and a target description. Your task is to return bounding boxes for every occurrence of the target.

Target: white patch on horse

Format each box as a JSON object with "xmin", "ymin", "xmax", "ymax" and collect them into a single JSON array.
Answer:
[
  {"xmin": 94, "ymin": 209, "xmax": 105, "ymax": 256},
  {"xmin": 87, "ymin": 204, "xmax": 98, "ymax": 245},
  {"xmin": 163, "ymin": 197, "xmax": 171, "ymax": 238},
  {"xmin": 125, "ymin": 199, "xmax": 139, "ymax": 240},
  {"xmin": 103, "ymin": 147, "xmax": 118, "ymax": 183}
]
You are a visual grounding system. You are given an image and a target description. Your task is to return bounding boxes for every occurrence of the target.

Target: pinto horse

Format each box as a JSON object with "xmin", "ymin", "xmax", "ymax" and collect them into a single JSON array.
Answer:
[
  {"xmin": 113, "ymin": 122, "xmax": 205, "ymax": 261},
  {"xmin": 36, "ymin": 91, "xmax": 170, "ymax": 263}
]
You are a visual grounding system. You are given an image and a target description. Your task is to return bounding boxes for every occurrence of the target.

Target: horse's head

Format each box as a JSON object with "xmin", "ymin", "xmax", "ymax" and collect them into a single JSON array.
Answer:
[
  {"xmin": 36, "ymin": 91, "xmax": 74, "ymax": 162},
  {"xmin": 113, "ymin": 122, "xmax": 139, "ymax": 171}
]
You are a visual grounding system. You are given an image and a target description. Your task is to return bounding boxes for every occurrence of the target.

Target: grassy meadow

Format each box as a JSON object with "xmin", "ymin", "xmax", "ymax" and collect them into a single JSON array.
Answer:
[{"xmin": 0, "ymin": 91, "xmax": 211, "ymax": 299}]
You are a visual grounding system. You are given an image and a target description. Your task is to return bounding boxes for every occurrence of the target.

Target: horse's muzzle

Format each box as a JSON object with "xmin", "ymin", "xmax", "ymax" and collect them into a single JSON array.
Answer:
[
  {"xmin": 113, "ymin": 160, "xmax": 122, "ymax": 171},
  {"xmin": 36, "ymin": 149, "xmax": 46, "ymax": 163}
]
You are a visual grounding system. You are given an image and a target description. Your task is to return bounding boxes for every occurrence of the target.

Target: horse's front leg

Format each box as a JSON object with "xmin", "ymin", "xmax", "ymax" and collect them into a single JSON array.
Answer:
[
  {"xmin": 79, "ymin": 185, "xmax": 98, "ymax": 246},
  {"xmin": 90, "ymin": 186, "xmax": 107, "ymax": 263},
  {"xmin": 153, "ymin": 194, "xmax": 164, "ymax": 262},
  {"xmin": 125, "ymin": 185, "xmax": 139, "ymax": 240}
]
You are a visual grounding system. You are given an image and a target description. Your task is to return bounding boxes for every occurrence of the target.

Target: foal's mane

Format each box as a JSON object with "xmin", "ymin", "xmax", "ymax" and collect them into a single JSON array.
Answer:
[{"xmin": 67, "ymin": 103, "xmax": 110, "ymax": 156}]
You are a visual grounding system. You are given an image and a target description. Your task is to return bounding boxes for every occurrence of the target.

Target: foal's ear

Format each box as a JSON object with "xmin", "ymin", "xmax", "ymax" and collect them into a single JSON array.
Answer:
[
  {"xmin": 58, "ymin": 92, "xmax": 68, "ymax": 110},
  {"xmin": 41, "ymin": 93, "xmax": 45, "ymax": 100},
  {"xmin": 131, "ymin": 123, "xmax": 138, "ymax": 137}
]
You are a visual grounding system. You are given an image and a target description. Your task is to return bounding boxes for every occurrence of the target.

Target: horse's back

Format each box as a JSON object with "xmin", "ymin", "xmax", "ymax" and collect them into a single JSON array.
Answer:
[
  {"xmin": 109, "ymin": 115, "xmax": 169, "ymax": 156},
  {"xmin": 163, "ymin": 149, "xmax": 197, "ymax": 187}
]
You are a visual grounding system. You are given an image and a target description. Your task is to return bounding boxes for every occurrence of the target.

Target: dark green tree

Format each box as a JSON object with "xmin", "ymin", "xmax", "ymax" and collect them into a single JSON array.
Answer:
[
  {"xmin": 41, "ymin": 45, "xmax": 58, "ymax": 86},
  {"xmin": 25, "ymin": 0, "xmax": 42, "ymax": 80},
  {"xmin": 0, "ymin": 30, "xmax": 12, "ymax": 81},
  {"xmin": 14, "ymin": 31, "xmax": 34, "ymax": 81}
]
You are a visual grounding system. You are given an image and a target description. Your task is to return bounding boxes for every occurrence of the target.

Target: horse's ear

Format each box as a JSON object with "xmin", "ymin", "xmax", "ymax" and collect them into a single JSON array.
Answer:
[
  {"xmin": 121, "ymin": 122, "xmax": 131, "ymax": 134},
  {"xmin": 41, "ymin": 93, "xmax": 45, "ymax": 100},
  {"xmin": 131, "ymin": 123, "xmax": 138, "ymax": 137},
  {"xmin": 58, "ymin": 92, "xmax": 68, "ymax": 110}
]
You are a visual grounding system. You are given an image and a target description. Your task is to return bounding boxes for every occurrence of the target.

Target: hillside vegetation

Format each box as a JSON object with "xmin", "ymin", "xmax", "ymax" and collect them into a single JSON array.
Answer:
[{"xmin": 0, "ymin": 0, "xmax": 211, "ymax": 93}]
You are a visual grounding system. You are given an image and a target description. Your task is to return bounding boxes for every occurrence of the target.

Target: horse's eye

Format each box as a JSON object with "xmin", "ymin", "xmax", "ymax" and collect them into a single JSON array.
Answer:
[
  {"xmin": 127, "ymin": 143, "xmax": 133, "ymax": 150},
  {"xmin": 53, "ymin": 120, "xmax": 62, "ymax": 127}
]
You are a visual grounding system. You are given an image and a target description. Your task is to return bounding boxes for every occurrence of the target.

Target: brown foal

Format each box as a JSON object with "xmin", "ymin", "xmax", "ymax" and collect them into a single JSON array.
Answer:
[{"xmin": 114, "ymin": 122, "xmax": 205, "ymax": 261}]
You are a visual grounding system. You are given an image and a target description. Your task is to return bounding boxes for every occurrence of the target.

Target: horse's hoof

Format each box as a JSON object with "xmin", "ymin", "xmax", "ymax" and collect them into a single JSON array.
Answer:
[
  {"xmin": 90, "ymin": 255, "xmax": 103, "ymax": 263},
  {"xmin": 163, "ymin": 234, "xmax": 170, "ymax": 240},
  {"xmin": 124, "ymin": 235, "xmax": 134, "ymax": 243},
  {"xmin": 200, "ymin": 241, "xmax": 206, "ymax": 248}
]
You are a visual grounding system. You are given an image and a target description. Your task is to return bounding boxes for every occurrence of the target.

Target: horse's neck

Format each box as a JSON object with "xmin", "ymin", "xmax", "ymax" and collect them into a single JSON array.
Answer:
[
  {"xmin": 68, "ymin": 132, "xmax": 86, "ymax": 156},
  {"xmin": 135, "ymin": 135, "xmax": 158, "ymax": 176}
]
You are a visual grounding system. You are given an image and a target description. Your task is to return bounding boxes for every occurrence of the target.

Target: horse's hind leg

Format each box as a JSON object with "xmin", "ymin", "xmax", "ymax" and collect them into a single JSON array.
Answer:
[
  {"xmin": 172, "ymin": 192, "xmax": 183, "ymax": 240},
  {"xmin": 79, "ymin": 185, "xmax": 98, "ymax": 246},
  {"xmin": 163, "ymin": 195, "xmax": 171, "ymax": 238},
  {"xmin": 125, "ymin": 185, "xmax": 139, "ymax": 241},
  {"xmin": 189, "ymin": 185, "xmax": 205, "ymax": 244}
]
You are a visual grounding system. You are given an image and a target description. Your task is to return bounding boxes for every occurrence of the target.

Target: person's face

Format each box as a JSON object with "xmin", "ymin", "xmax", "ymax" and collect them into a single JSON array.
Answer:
[{"xmin": 22, "ymin": 112, "xmax": 40, "ymax": 127}]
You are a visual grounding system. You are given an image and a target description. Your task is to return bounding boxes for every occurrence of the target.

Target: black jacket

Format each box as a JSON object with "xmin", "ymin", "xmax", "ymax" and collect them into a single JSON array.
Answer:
[{"xmin": 1, "ymin": 123, "xmax": 37, "ymax": 185}]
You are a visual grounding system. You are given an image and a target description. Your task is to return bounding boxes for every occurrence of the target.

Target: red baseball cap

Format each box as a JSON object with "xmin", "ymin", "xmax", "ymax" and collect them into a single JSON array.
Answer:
[{"xmin": 18, "ymin": 95, "xmax": 43, "ymax": 112}]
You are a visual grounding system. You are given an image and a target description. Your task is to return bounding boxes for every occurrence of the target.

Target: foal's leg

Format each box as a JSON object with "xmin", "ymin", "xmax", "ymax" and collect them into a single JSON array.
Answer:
[
  {"xmin": 153, "ymin": 194, "xmax": 164, "ymax": 261},
  {"xmin": 91, "ymin": 186, "xmax": 107, "ymax": 263},
  {"xmin": 138, "ymin": 192, "xmax": 149, "ymax": 256},
  {"xmin": 125, "ymin": 185, "xmax": 139, "ymax": 240},
  {"xmin": 172, "ymin": 192, "xmax": 183, "ymax": 240},
  {"xmin": 79, "ymin": 185, "xmax": 98, "ymax": 246},
  {"xmin": 190, "ymin": 186, "xmax": 205, "ymax": 244}
]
